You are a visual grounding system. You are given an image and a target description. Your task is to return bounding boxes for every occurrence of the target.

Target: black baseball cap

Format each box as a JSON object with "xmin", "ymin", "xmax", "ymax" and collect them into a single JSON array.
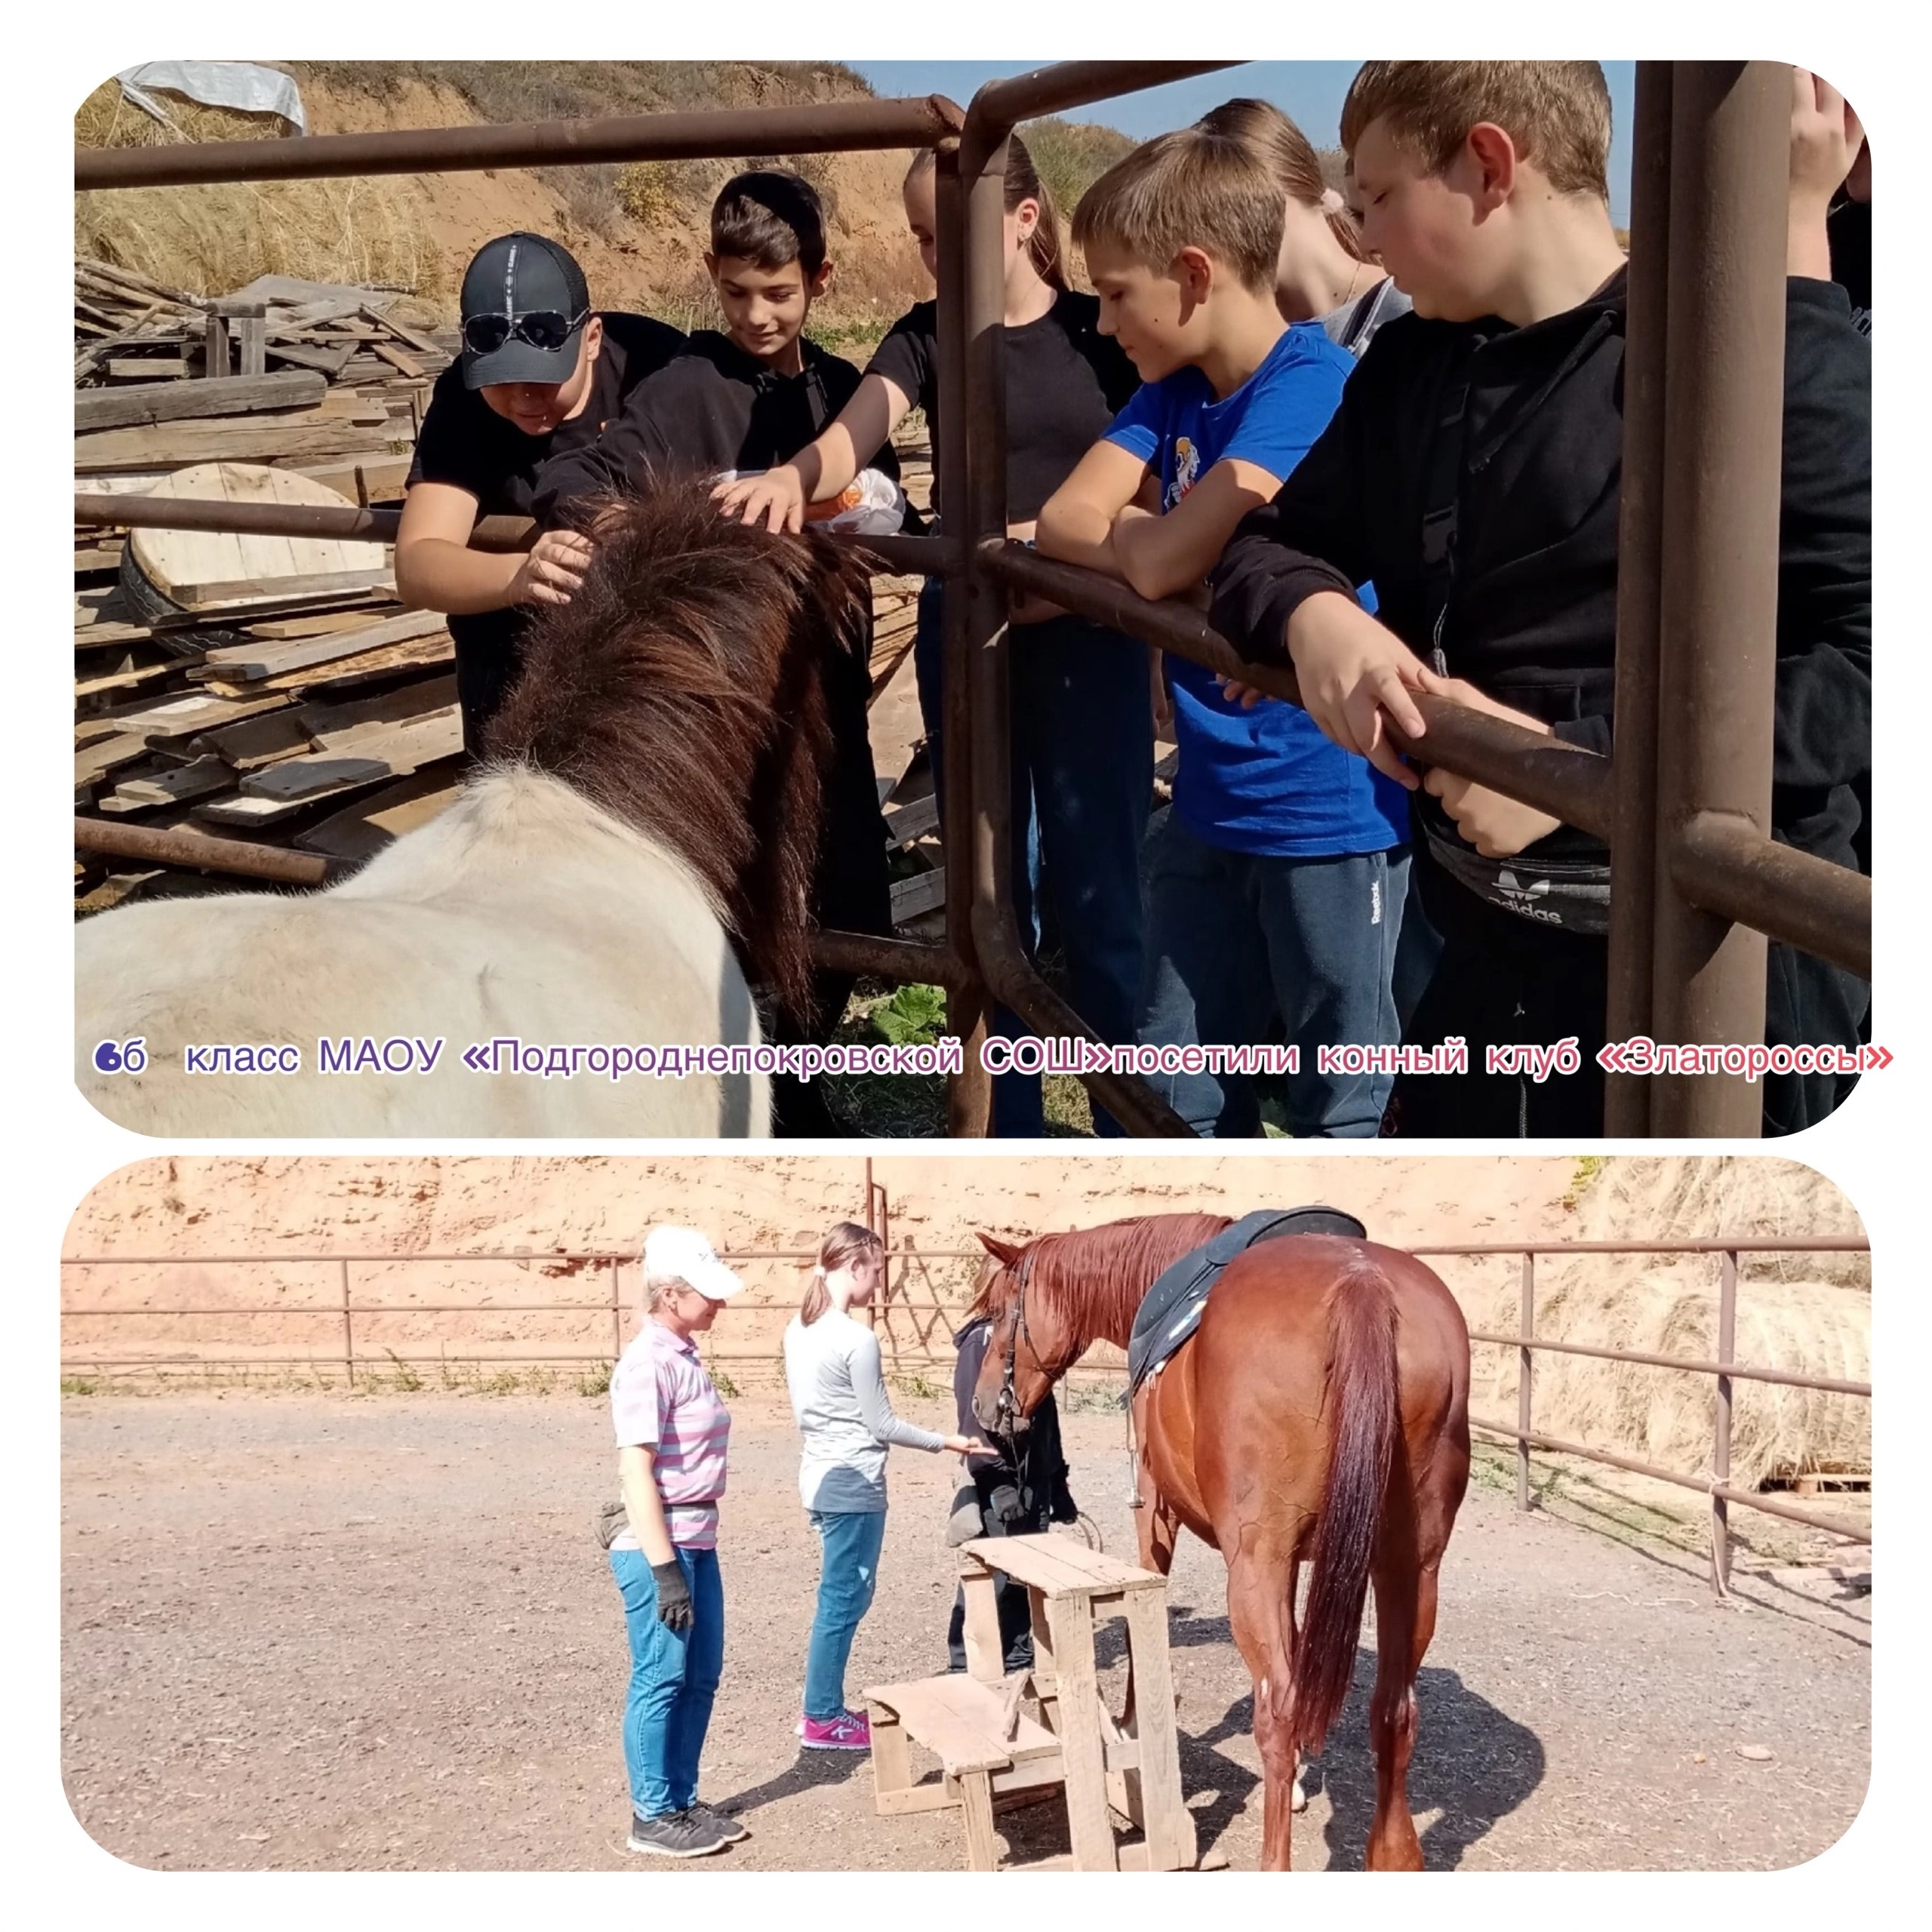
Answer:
[{"xmin": 458, "ymin": 232, "xmax": 592, "ymax": 390}]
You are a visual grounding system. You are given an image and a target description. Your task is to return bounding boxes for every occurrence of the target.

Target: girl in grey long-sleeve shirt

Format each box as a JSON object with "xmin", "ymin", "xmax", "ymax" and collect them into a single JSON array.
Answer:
[{"xmin": 782, "ymin": 1221, "xmax": 984, "ymax": 1748}]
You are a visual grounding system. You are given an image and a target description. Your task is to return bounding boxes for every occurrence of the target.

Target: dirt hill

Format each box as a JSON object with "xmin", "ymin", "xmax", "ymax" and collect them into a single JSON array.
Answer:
[{"xmin": 75, "ymin": 63, "xmax": 1136, "ymax": 345}]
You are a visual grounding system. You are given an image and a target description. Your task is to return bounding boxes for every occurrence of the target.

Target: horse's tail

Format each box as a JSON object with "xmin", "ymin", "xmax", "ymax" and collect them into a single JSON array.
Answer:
[{"xmin": 1294, "ymin": 1254, "xmax": 1400, "ymax": 1757}]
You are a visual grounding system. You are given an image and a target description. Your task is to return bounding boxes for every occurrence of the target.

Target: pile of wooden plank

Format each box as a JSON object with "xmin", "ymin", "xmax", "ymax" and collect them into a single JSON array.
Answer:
[
  {"xmin": 75, "ymin": 546, "xmax": 463, "ymax": 909},
  {"xmin": 75, "ymin": 354, "xmax": 952, "ymax": 940},
  {"xmin": 77, "ymin": 262, "xmax": 454, "ymax": 507}
]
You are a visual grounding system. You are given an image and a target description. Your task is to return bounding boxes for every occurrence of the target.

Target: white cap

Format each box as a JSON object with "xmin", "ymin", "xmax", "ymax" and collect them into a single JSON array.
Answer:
[{"xmin": 641, "ymin": 1226, "xmax": 746, "ymax": 1302}]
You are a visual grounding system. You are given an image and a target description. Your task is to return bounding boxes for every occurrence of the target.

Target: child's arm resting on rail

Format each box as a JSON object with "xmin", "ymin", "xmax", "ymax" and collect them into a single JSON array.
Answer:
[
  {"xmin": 1035, "ymin": 439, "xmax": 1153, "ymax": 577},
  {"xmin": 714, "ymin": 372, "xmax": 912, "ymax": 534},
  {"xmin": 1108, "ymin": 457, "xmax": 1287, "ymax": 604}
]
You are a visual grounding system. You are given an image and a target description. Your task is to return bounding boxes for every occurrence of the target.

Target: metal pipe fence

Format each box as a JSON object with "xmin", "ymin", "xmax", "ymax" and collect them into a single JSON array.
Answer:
[
  {"xmin": 62, "ymin": 1233, "xmax": 1868, "ymax": 1586},
  {"xmin": 73, "ymin": 60, "xmax": 1872, "ymax": 1134}
]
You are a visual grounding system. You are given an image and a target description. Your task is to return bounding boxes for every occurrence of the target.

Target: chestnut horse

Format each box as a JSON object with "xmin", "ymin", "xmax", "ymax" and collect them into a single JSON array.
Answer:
[{"xmin": 970, "ymin": 1214, "xmax": 1470, "ymax": 1872}]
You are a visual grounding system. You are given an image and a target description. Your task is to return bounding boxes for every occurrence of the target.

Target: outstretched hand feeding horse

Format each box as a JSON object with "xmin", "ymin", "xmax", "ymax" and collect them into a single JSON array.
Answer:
[
  {"xmin": 75, "ymin": 481, "xmax": 872, "ymax": 1137},
  {"xmin": 969, "ymin": 1211, "xmax": 1472, "ymax": 1872}
]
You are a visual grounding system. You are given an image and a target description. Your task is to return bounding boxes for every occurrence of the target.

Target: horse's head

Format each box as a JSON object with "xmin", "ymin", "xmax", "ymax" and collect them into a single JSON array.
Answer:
[
  {"xmin": 485, "ymin": 478, "xmax": 874, "ymax": 1020},
  {"xmin": 968, "ymin": 1231, "xmax": 1083, "ymax": 1439}
]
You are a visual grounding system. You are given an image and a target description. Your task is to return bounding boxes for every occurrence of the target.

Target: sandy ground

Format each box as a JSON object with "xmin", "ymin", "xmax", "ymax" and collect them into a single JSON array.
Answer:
[{"xmin": 62, "ymin": 1393, "xmax": 1869, "ymax": 1874}]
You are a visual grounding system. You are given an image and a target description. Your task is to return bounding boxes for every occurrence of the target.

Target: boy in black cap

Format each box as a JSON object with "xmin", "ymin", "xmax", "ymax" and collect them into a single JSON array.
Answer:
[
  {"xmin": 537, "ymin": 173, "xmax": 897, "ymax": 1137},
  {"xmin": 396, "ymin": 232, "xmax": 685, "ymax": 747}
]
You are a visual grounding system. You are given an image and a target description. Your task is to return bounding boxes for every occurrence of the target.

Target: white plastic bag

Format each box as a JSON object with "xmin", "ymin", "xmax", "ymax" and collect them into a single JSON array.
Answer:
[{"xmin": 715, "ymin": 466, "xmax": 906, "ymax": 537}]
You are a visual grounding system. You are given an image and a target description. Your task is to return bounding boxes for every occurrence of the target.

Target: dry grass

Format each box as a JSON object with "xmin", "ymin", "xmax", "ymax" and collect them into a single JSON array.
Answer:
[
  {"xmin": 1455, "ymin": 1156, "xmax": 1870, "ymax": 1490},
  {"xmin": 75, "ymin": 78, "xmax": 441, "ymax": 300},
  {"xmin": 75, "ymin": 80, "xmax": 292, "ymax": 149},
  {"xmin": 76, "ymin": 179, "xmax": 445, "ymax": 305}
]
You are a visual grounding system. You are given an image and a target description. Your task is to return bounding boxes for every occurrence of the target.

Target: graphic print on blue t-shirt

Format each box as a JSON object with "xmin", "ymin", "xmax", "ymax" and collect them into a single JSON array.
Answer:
[{"xmin": 1105, "ymin": 324, "xmax": 1411, "ymax": 859}]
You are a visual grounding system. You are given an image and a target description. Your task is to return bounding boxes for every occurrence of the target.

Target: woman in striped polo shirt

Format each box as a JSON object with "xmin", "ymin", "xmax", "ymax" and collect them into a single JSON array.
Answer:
[{"xmin": 607, "ymin": 1225, "xmax": 746, "ymax": 1859}]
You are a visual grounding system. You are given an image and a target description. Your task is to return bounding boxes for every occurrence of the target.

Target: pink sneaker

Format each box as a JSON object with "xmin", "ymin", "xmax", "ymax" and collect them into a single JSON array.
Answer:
[{"xmin": 799, "ymin": 1710, "xmax": 872, "ymax": 1751}]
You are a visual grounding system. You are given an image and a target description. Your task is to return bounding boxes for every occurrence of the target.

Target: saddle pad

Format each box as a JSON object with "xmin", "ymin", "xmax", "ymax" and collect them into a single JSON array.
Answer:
[{"xmin": 1125, "ymin": 1206, "xmax": 1368, "ymax": 1393}]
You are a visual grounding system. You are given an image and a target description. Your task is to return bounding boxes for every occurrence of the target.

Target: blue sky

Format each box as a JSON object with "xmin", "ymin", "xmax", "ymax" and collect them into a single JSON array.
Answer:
[{"xmin": 851, "ymin": 63, "xmax": 1638, "ymax": 226}]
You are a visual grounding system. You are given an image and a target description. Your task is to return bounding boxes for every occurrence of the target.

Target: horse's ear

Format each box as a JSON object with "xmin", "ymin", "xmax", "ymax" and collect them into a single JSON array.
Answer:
[{"xmin": 975, "ymin": 1232, "xmax": 1024, "ymax": 1266}]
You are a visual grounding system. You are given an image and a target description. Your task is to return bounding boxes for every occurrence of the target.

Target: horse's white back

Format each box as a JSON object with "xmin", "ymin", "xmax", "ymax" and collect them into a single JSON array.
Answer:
[{"xmin": 75, "ymin": 766, "xmax": 770, "ymax": 1137}]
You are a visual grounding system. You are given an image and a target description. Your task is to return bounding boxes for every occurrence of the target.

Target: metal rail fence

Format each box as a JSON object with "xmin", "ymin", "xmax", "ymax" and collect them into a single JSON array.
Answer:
[
  {"xmin": 74, "ymin": 60, "xmax": 1872, "ymax": 1135},
  {"xmin": 62, "ymin": 1232, "xmax": 1867, "ymax": 1589}
]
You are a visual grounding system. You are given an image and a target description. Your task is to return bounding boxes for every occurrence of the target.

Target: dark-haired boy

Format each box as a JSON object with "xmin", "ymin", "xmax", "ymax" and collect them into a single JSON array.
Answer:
[
  {"xmin": 1211, "ymin": 61, "xmax": 1870, "ymax": 1137},
  {"xmin": 538, "ymin": 173, "xmax": 897, "ymax": 1136},
  {"xmin": 396, "ymin": 232, "xmax": 685, "ymax": 747}
]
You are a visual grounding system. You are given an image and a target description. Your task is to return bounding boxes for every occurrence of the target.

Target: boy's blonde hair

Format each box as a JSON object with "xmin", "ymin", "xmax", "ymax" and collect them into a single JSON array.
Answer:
[
  {"xmin": 1072, "ymin": 126, "xmax": 1284, "ymax": 294},
  {"xmin": 1340, "ymin": 61, "xmax": 1613, "ymax": 202}
]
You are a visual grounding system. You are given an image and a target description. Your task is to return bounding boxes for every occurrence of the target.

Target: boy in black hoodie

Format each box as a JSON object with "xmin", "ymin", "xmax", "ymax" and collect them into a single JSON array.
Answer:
[
  {"xmin": 1211, "ymin": 62, "xmax": 1870, "ymax": 1137},
  {"xmin": 537, "ymin": 173, "xmax": 897, "ymax": 1136}
]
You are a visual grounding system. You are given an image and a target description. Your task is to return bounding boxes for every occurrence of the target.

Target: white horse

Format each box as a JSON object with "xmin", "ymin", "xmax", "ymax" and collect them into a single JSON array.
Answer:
[{"xmin": 75, "ymin": 487, "xmax": 866, "ymax": 1137}]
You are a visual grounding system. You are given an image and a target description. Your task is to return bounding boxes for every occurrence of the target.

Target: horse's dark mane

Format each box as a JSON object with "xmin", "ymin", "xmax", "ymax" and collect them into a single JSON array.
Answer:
[
  {"xmin": 482, "ymin": 481, "xmax": 874, "ymax": 1017},
  {"xmin": 975, "ymin": 1214, "xmax": 1233, "ymax": 1346}
]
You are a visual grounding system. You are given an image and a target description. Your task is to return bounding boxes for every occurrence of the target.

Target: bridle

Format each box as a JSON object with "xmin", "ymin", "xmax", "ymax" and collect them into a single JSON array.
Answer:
[{"xmin": 993, "ymin": 1247, "xmax": 1038, "ymax": 1443}]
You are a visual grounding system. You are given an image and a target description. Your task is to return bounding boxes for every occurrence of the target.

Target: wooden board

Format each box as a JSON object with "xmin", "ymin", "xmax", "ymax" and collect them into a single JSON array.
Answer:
[
  {"xmin": 237, "ymin": 706, "xmax": 462, "ymax": 802},
  {"xmin": 294, "ymin": 768, "xmax": 463, "ymax": 862},
  {"xmin": 301, "ymin": 672, "xmax": 459, "ymax": 743},
  {"xmin": 963, "ymin": 1534, "xmax": 1163, "ymax": 1597},
  {"xmin": 75, "ymin": 370, "xmax": 325, "ymax": 435},
  {"xmin": 263, "ymin": 340, "xmax": 354, "ymax": 379},
  {"xmin": 108, "ymin": 689, "xmax": 291, "ymax": 747},
  {"xmin": 120, "ymin": 463, "xmax": 391, "ymax": 620},
  {"xmin": 195, "ymin": 628, "xmax": 454, "ymax": 699},
  {"xmin": 100, "ymin": 755, "xmax": 231, "ymax": 814},
  {"xmin": 862, "ymin": 1674, "xmax": 1060, "ymax": 1775},
  {"xmin": 199, "ymin": 608, "xmax": 444, "ymax": 681},
  {"xmin": 188, "ymin": 707, "xmax": 312, "ymax": 771},
  {"xmin": 75, "ymin": 733, "xmax": 152, "ymax": 790},
  {"xmin": 75, "ymin": 417, "xmax": 409, "ymax": 472}
]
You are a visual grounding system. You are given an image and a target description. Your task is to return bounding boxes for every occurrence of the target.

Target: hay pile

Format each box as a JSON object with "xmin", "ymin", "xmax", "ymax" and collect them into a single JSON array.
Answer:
[{"xmin": 1461, "ymin": 1158, "xmax": 1869, "ymax": 1487}]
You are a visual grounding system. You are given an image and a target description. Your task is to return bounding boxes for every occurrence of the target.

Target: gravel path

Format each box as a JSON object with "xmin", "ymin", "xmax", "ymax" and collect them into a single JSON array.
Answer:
[{"xmin": 63, "ymin": 1394, "xmax": 1869, "ymax": 1872}]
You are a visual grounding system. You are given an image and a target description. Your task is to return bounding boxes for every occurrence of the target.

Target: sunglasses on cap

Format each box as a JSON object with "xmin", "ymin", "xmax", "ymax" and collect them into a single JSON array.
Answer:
[{"xmin": 461, "ymin": 307, "xmax": 591, "ymax": 357}]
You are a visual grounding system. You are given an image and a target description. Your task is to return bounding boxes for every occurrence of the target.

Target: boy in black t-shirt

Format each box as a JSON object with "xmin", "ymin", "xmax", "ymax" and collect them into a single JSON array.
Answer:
[
  {"xmin": 397, "ymin": 232, "xmax": 685, "ymax": 747},
  {"xmin": 537, "ymin": 174, "xmax": 895, "ymax": 1137}
]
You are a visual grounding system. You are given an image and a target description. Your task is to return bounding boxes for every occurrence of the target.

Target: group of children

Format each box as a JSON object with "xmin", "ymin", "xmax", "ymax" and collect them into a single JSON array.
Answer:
[{"xmin": 397, "ymin": 60, "xmax": 1872, "ymax": 1140}]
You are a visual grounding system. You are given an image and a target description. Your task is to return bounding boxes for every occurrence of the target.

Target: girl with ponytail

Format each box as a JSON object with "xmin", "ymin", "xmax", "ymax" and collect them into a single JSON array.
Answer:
[
  {"xmin": 718, "ymin": 133, "xmax": 1155, "ymax": 1138},
  {"xmin": 1195, "ymin": 97, "xmax": 1411, "ymax": 357},
  {"xmin": 783, "ymin": 1222, "xmax": 986, "ymax": 1749}
]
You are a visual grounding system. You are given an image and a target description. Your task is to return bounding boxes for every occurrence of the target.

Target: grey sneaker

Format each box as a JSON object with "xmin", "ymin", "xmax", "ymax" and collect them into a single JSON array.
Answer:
[
  {"xmin": 689, "ymin": 1802, "xmax": 749, "ymax": 1844},
  {"xmin": 626, "ymin": 1807, "xmax": 729, "ymax": 1858}
]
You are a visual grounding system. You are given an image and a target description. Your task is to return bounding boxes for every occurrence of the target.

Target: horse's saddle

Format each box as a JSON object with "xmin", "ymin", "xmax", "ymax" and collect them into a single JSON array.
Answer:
[{"xmin": 1125, "ymin": 1206, "xmax": 1368, "ymax": 1393}]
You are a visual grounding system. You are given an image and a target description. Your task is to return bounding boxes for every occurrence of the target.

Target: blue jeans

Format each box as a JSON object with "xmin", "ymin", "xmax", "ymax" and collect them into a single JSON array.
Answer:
[
  {"xmin": 914, "ymin": 577, "xmax": 1152, "ymax": 1137},
  {"xmin": 803, "ymin": 1508, "xmax": 888, "ymax": 1721},
  {"xmin": 611, "ymin": 1545, "xmax": 724, "ymax": 1818},
  {"xmin": 1138, "ymin": 813, "xmax": 1409, "ymax": 1138}
]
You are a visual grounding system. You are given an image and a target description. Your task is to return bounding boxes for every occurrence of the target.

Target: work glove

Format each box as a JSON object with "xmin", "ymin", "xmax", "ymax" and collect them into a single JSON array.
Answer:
[{"xmin": 652, "ymin": 1558, "xmax": 694, "ymax": 1633}]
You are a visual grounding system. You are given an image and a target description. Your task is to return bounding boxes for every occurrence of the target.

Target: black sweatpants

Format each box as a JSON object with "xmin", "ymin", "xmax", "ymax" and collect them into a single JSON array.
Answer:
[
  {"xmin": 1384, "ymin": 856, "xmax": 1867, "ymax": 1138},
  {"xmin": 768, "ymin": 620, "xmax": 892, "ymax": 1138},
  {"xmin": 454, "ymin": 609, "xmax": 529, "ymax": 754}
]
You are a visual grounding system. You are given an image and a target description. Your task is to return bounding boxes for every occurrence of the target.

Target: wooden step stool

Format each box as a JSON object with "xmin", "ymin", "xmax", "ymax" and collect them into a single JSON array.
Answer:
[{"xmin": 865, "ymin": 1532, "xmax": 1198, "ymax": 1871}]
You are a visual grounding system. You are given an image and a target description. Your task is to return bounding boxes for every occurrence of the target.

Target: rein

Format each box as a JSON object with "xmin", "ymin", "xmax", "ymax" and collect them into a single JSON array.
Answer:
[{"xmin": 995, "ymin": 1247, "xmax": 1037, "ymax": 1444}]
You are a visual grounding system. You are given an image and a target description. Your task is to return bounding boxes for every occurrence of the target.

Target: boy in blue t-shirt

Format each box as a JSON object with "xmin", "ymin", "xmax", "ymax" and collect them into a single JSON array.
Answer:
[{"xmin": 1038, "ymin": 127, "xmax": 1409, "ymax": 1137}]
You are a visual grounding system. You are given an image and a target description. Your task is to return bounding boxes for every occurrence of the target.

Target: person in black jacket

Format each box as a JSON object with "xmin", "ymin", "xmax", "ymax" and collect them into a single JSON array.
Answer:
[
  {"xmin": 945, "ymin": 1315, "xmax": 1078, "ymax": 1673},
  {"xmin": 1211, "ymin": 62, "xmax": 1870, "ymax": 1137},
  {"xmin": 534, "ymin": 174, "xmax": 896, "ymax": 1137}
]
